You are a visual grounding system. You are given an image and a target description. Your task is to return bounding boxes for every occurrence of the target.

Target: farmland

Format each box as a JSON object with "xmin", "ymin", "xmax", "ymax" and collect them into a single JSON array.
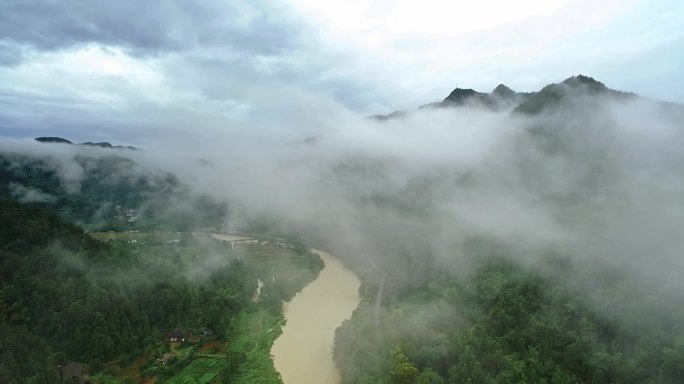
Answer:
[
  {"xmin": 89, "ymin": 232, "xmax": 323, "ymax": 384},
  {"xmin": 165, "ymin": 358, "xmax": 228, "ymax": 384}
]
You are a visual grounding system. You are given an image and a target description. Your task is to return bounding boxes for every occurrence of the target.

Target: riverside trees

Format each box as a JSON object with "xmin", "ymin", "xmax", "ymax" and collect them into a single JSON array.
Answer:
[{"xmin": 335, "ymin": 256, "xmax": 684, "ymax": 383}]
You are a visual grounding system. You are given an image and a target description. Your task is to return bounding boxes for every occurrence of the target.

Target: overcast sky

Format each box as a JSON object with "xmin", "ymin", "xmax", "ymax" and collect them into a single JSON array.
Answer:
[{"xmin": 0, "ymin": 0, "xmax": 682, "ymax": 145}]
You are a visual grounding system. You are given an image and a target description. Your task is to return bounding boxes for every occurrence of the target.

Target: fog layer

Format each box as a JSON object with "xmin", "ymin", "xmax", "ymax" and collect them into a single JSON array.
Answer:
[{"xmin": 3, "ymin": 84, "xmax": 684, "ymax": 321}]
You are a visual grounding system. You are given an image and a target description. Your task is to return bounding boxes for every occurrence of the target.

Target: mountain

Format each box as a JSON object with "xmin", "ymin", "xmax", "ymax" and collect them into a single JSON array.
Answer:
[
  {"xmin": 492, "ymin": 83, "xmax": 517, "ymax": 98},
  {"xmin": 0, "ymin": 150, "xmax": 227, "ymax": 231},
  {"xmin": 371, "ymin": 75, "xmax": 679, "ymax": 120},
  {"xmin": 441, "ymin": 83, "xmax": 523, "ymax": 109},
  {"xmin": 512, "ymin": 75, "xmax": 636, "ymax": 115},
  {"xmin": 369, "ymin": 110, "xmax": 410, "ymax": 121},
  {"xmin": 440, "ymin": 84, "xmax": 525, "ymax": 110},
  {"xmin": 35, "ymin": 137, "xmax": 138, "ymax": 150},
  {"xmin": 35, "ymin": 136, "xmax": 73, "ymax": 144},
  {"xmin": 371, "ymin": 82, "xmax": 528, "ymax": 120}
]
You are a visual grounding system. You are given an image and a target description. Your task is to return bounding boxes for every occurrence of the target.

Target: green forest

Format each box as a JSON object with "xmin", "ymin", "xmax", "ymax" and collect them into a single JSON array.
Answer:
[
  {"xmin": 334, "ymin": 248, "xmax": 684, "ymax": 384},
  {"xmin": 0, "ymin": 152, "xmax": 227, "ymax": 231},
  {"xmin": 0, "ymin": 198, "xmax": 322, "ymax": 383}
]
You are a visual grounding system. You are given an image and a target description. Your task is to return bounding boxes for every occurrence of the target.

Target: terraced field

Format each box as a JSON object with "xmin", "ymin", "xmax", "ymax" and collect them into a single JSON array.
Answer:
[
  {"xmin": 165, "ymin": 358, "xmax": 228, "ymax": 384},
  {"xmin": 245, "ymin": 245, "xmax": 324, "ymax": 301}
]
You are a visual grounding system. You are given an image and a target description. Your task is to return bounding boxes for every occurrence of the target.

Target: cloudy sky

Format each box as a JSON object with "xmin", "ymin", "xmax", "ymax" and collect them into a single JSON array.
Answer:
[{"xmin": 0, "ymin": 0, "xmax": 682, "ymax": 145}]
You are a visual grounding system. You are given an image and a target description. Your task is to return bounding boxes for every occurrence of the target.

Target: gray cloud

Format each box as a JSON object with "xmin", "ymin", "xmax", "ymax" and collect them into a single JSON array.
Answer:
[
  {"xmin": 0, "ymin": 0, "xmax": 682, "ymax": 134},
  {"xmin": 0, "ymin": 41, "xmax": 25, "ymax": 66},
  {"xmin": 0, "ymin": 0, "xmax": 305, "ymax": 56},
  {"xmin": 0, "ymin": 0, "xmax": 394, "ymax": 138}
]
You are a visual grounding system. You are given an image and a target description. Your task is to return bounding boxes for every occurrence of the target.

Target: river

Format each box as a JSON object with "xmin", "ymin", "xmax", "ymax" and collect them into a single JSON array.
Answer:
[{"xmin": 271, "ymin": 249, "xmax": 361, "ymax": 384}]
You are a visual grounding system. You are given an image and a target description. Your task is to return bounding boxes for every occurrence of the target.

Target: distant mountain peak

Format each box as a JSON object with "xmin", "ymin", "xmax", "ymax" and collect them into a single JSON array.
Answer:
[
  {"xmin": 443, "ymin": 88, "xmax": 479, "ymax": 104},
  {"xmin": 35, "ymin": 137, "xmax": 72, "ymax": 144},
  {"xmin": 35, "ymin": 137, "xmax": 138, "ymax": 150},
  {"xmin": 513, "ymin": 75, "xmax": 636, "ymax": 115},
  {"xmin": 82, "ymin": 141, "xmax": 113, "ymax": 148},
  {"xmin": 492, "ymin": 84, "xmax": 516, "ymax": 98},
  {"xmin": 370, "ymin": 74, "xmax": 663, "ymax": 121},
  {"xmin": 560, "ymin": 75, "xmax": 607, "ymax": 92}
]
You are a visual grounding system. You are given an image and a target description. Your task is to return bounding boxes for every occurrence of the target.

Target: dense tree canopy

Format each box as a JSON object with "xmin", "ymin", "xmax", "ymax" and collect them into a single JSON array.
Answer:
[
  {"xmin": 335, "ymin": 256, "xmax": 684, "ymax": 383},
  {"xmin": 0, "ymin": 198, "xmax": 253, "ymax": 381}
]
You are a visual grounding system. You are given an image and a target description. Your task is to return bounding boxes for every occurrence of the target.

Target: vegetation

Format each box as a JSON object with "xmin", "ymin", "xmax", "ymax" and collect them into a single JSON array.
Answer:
[
  {"xmin": 225, "ymin": 245, "xmax": 323, "ymax": 383},
  {"xmin": 335, "ymin": 254, "xmax": 684, "ymax": 383},
  {"xmin": 224, "ymin": 309, "xmax": 284, "ymax": 383},
  {"xmin": 165, "ymin": 358, "xmax": 228, "ymax": 384},
  {"xmin": 512, "ymin": 75, "xmax": 635, "ymax": 115},
  {"xmin": 0, "ymin": 152, "xmax": 228, "ymax": 231},
  {"xmin": 5, "ymin": 75, "xmax": 684, "ymax": 383},
  {"xmin": 0, "ymin": 198, "xmax": 322, "ymax": 383}
]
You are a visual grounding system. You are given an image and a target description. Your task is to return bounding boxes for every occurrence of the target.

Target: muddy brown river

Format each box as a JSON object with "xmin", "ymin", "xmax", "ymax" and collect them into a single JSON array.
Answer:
[{"xmin": 271, "ymin": 249, "xmax": 361, "ymax": 384}]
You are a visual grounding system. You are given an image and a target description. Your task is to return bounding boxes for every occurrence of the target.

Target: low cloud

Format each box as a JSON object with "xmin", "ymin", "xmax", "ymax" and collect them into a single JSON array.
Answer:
[
  {"xmin": 114, "ymin": 90, "xmax": 684, "ymax": 301},
  {"xmin": 9, "ymin": 182, "xmax": 56, "ymax": 203},
  {"xmin": 2, "ymin": 80, "xmax": 683, "ymax": 332}
]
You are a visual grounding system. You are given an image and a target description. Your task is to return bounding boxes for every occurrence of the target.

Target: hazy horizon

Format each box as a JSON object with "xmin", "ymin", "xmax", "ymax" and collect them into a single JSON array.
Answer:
[{"xmin": 1, "ymin": 0, "xmax": 684, "ymax": 146}]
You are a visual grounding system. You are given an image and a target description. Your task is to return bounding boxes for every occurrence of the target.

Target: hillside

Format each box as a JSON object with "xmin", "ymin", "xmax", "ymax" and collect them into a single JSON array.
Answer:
[
  {"xmin": 371, "ymin": 74, "xmax": 681, "ymax": 120},
  {"xmin": 35, "ymin": 136, "xmax": 138, "ymax": 150},
  {"xmin": 0, "ymin": 148, "xmax": 227, "ymax": 231},
  {"xmin": 328, "ymin": 75, "xmax": 684, "ymax": 383}
]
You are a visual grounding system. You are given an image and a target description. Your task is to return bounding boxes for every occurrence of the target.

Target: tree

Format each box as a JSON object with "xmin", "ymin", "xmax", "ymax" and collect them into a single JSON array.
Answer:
[
  {"xmin": 390, "ymin": 345, "xmax": 419, "ymax": 384},
  {"xmin": 417, "ymin": 368, "xmax": 445, "ymax": 384}
]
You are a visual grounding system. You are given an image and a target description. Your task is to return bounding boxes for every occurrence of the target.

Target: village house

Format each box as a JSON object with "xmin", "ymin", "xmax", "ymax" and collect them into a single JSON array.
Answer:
[
  {"xmin": 165, "ymin": 330, "xmax": 188, "ymax": 342},
  {"xmin": 114, "ymin": 205, "xmax": 138, "ymax": 222},
  {"xmin": 59, "ymin": 362, "xmax": 87, "ymax": 383},
  {"xmin": 156, "ymin": 353, "xmax": 174, "ymax": 365}
]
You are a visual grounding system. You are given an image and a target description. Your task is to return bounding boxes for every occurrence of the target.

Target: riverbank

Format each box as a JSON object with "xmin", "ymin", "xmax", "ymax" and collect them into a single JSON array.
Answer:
[
  {"xmin": 226, "ymin": 243, "xmax": 325, "ymax": 383},
  {"xmin": 86, "ymin": 233, "xmax": 323, "ymax": 384},
  {"xmin": 271, "ymin": 249, "xmax": 361, "ymax": 384}
]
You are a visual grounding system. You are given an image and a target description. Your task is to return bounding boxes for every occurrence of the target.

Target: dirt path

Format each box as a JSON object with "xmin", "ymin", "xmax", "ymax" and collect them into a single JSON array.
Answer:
[{"xmin": 209, "ymin": 233, "xmax": 255, "ymax": 242}]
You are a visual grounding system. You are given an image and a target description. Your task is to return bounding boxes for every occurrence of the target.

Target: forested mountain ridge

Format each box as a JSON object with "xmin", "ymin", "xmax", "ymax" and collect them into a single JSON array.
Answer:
[
  {"xmin": 0, "ymin": 195, "xmax": 327, "ymax": 383},
  {"xmin": 35, "ymin": 136, "xmax": 138, "ymax": 150},
  {"xmin": 0, "ymin": 198, "xmax": 255, "ymax": 382},
  {"xmin": 330, "ymin": 75, "xmax": 684, "ymax": 383},
  {"xmin": 0, "ymin": 147, "xmax": 227, "ymax": 231},
  {"xmin": 0, "ymin": 198, "xmax": 105, "ymax": 254},
  {"xmin": 512, "ymin": 75, "xmax": 636, "ymax": 115},
  {"xmin": 371, "ymin": 75, "xmax": 682, "ymax": 120}
]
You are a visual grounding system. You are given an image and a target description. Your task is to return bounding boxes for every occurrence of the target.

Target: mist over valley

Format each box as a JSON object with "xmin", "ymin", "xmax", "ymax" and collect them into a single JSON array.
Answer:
[{"xmin": 2, "ymin": 1, "xmax": 684, "ymax": 383}]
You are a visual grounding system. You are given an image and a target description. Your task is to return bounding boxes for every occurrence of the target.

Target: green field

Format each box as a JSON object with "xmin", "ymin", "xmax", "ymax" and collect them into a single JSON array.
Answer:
[
  {"xmin": 165, "ymin": 358, "xmax": 228, "ymax": 384},
  {"xmin": 246, "ymin": 245, "xmax": 324, "ymax": 301},
  {"xmin": 226, "ymin": 309, "xmax": 284, "ymax": 383},
  {"xmin": 222, "ymin": 245, "xmax": 323, "ymax": 383}
]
